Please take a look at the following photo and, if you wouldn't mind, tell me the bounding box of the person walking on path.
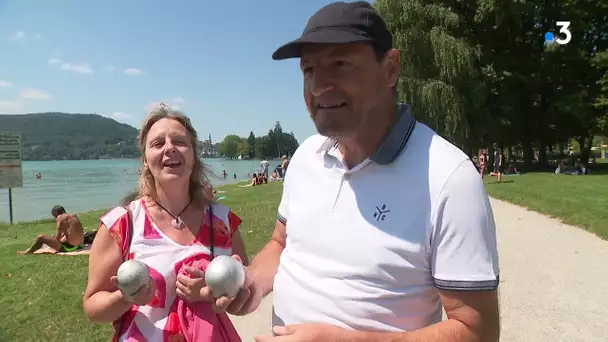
[491,143,504,183]
[479,148,488,178]
[199,2,500,341]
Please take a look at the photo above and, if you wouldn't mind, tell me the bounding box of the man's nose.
[308,72,334,96]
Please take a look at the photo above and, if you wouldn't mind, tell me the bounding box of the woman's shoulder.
[209,201,231,218]
[99,199,142,229]
[209,202,242,231]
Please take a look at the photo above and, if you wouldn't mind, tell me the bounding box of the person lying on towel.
[17,205,85,255]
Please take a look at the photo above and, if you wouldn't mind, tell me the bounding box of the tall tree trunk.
[538,141,548,167]
[577,135,594,166]
[522,139,534,171]
[507,147,515,162]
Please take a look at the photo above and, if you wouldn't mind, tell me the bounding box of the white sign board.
[0,132,23,188]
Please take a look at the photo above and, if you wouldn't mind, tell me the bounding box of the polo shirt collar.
[316,103,416,165]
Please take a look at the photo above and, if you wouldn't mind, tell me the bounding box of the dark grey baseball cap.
[272,1,393,60]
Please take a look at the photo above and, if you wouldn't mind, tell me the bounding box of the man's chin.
[314,125,352,139]
[313,117,354,137]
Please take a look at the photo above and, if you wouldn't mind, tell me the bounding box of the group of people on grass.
[16,2,501,341]
[247,156,289,186]
[555,159,592,175]
[472,143,595,180]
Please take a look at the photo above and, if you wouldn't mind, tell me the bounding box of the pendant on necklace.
[171,217,184,229]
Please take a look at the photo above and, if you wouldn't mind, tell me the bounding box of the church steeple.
[208,134,212,143]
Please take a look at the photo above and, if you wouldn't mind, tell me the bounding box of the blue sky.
[0,0,363,143]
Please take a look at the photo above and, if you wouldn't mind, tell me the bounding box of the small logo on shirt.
[373,204,390,221]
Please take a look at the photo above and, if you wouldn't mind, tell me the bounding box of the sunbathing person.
[251,172,260,186]
[17,205,85,255]
[257,172,267,185]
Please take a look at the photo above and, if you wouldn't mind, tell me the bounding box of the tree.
[375,0,487,152]
[254,136,268,159]
[247,131,256,159]
[237,139,249,158]
[218,121,300,159]
[545,0,608,165]
[375,0,608,169]
[218,135,242,159]
[593,51,608,137]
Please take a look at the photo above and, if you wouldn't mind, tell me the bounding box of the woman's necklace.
[153,198,193,229]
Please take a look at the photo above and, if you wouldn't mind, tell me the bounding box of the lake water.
[0,158,277,223]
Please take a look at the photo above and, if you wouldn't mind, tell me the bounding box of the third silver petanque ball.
[205,255,246,298]
[116,259,151,298]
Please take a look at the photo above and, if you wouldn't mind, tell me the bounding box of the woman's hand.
[110,276,155,306]
[176,267,207,303]
[175,255,263,314]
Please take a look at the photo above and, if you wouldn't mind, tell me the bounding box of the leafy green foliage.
[375,0,608,167]
[218,121,299,159]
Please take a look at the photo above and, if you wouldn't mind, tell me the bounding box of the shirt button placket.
[332,171,350,211]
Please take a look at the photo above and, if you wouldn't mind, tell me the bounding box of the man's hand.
[210,255,264,315]
[254,323,351,342]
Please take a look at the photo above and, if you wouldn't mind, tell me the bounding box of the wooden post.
[8,188,14,225]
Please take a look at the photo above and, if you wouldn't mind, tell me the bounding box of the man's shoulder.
[293,134,328,157]
[68,213,83,224]
[57,213,72,222]
[409,123,471,168]
[279,134,326,178]
[407,123,477,191]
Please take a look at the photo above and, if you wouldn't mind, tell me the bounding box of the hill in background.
[1,112,140,161]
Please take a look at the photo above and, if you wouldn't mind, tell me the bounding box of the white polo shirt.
[272,104,499,332]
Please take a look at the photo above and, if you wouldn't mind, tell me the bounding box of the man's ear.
[384,49,401,89]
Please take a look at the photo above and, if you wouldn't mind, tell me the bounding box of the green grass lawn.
[484,161,608,239]
[0,181,283,342]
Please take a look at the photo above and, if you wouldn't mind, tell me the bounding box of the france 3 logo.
[545,21,572,45]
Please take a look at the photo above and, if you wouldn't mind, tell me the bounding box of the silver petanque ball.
[205,255,245,298]
[116,260,151,298]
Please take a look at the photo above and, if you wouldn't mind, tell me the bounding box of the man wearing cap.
[209,2,500,341]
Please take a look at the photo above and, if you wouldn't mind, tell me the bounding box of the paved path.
[231,198,608,341]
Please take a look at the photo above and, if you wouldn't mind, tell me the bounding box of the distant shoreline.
[0,159,268,223]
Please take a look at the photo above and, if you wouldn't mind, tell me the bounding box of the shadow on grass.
[0,328,9,342]
[589,163,608,175]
